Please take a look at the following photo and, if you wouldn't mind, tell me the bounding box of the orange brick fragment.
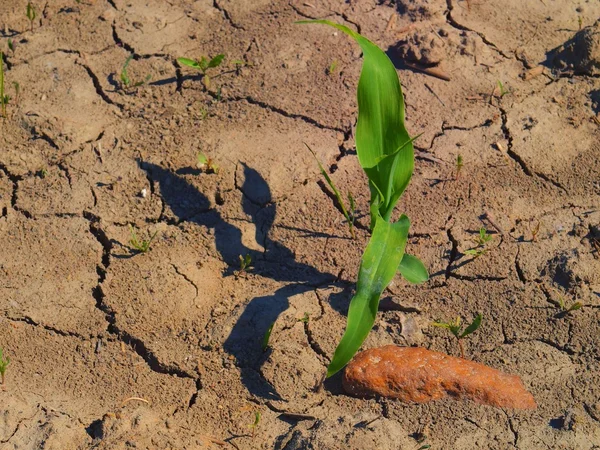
[343,346,536,409]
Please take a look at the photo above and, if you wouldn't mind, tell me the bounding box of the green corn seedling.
[262,322,274,351]
[327,59,338,76]
[0,348,9,385]
[455,154,464,180]
[26,2,36,32]
[300,20,429,377]
[129,225,158,253]
[306,143,356,239]
[557,297,582,314]
[120,55,151,90]
[177,54,225,90]
[432,313,482,358]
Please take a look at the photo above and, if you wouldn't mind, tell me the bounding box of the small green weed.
[237,253,252,275]
[432,313,482,358]
[26,2,36,32]
[305,143,356,239]
[298,312,310,323]
[0,348,9,385]
[120,55,151,91]
[327,59,338,76]
[177,54,225,90]
[7,39,14,53]
[197,152,219,174]
[530,220,541,242]
[455,154,463,180]
[464,227,493,257]
[557,297,582,315]
[38,167,48,178]
[262,322,274,351]
[249,411,261,439]
[496,80,509,98]
[0,52,8,118]
[129,225,158,253]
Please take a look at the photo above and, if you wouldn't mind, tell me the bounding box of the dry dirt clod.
[551,19,600,75]
[343,346,536,409]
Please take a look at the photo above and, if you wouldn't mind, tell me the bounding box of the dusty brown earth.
[1,0,600,448]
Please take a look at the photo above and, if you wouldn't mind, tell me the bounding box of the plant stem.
[458,339,465,359]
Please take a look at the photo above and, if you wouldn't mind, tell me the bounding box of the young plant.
[248,411,261,439]
[0,348,9,385]
[177,54,225,89]
[7,39,14,54]
[530,221,541,242]
[262,321,274,351]
[0,52,8,118]
[128,225,158,253]
[26,2,36,32]
[557,297,582,315]
[327,59,338,76]
[120,55,151,91]
[432,313,482,358]
[300,21,429,377]
[306,143,356,239]
[298,312,310,323]
[464,227,493,257]
[455,154,463,180]
[236,253,252,276]
[496,80,509,98]
[197,152,219,174]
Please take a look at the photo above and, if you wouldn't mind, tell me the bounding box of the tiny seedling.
[530,220,541,242]
[248,411,261,439]
[578,16,583,31]
[238,253,252,275]
[464,227,493,257]
[26,2,36,32]
[557,297,582,315]
[327,59,338,76]
[7,39,14,53]
[120,55,151,91]
[38,167,48,178]
[496,80,509,98]
[305,143,356,239]
[0,348,9,385]
[262,322,274,351]
[455,154,463,180]
[128,225,158,253]
[196,152,219,174]
[432,313,482,358]
[298,312,310,323]
[12,82,20,107]
[177,54,225,89]
[0,52,8,118]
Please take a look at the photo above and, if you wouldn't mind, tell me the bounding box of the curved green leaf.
[177,57,200,69]
[398,253,429,284]
[297,20,414,227]
[208,54,226,68]
[460,314,482,338]
[326,214,410,377]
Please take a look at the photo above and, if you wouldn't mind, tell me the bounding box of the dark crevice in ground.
[303,321,330,363]
[445,0,509,59]
[445,227,459,279]
[171,263,199,301]
[111,23,136,55]
[4,315,90,339]
[77,61,119,107]
[213,0,245,30]
[514,246,527,283]
[83,211,198,380]
[447,273,508,282]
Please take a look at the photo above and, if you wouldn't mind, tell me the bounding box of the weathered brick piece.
[343,346,536,409]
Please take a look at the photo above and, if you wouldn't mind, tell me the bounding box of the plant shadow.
[139,160,342,399]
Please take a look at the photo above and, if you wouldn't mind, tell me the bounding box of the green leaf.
[327,214,410,377]
[460,313,482,338]
[298,20,414,227]
[198,56,209,72]
[262,322,275,351]
[398,253,429,284]
[177,57,201,70]
[208,54,225,69]
[120,55,133,86]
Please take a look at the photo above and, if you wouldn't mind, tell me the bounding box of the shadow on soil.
[139,161,344,399]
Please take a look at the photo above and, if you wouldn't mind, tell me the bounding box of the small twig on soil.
[425,83,445,106]
[279,412,318,421]
[121,397,150,407]
[483,211,505,236]
[385,13,397,33]
[404,62,451,81]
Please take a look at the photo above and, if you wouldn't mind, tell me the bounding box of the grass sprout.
[305,143,356,239]
[0,52,8,118]
[177,54,225,90]
[262,322,274,351]
[26,2,36,32]
[129,225,158,253]
[557,297,582,315]
[432,313,482,358]
[120,55,151,90]
[0,348,9,385]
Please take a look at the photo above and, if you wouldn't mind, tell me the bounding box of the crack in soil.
[213,0,245,30]
[171,263,199,301]
[445,227,459,279]
[3,314,90,339]
[76,61,119,107]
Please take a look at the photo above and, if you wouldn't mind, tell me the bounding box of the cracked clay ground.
[1,0,600,449]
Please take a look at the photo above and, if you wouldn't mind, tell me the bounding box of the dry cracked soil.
[1,0,600,449]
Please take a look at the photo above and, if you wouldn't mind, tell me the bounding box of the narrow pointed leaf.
[460,314,482,338]
[208,54,225,68]
[398,253,429,284]
[297,20,414,226]
[177,57,200,69]
[327,214,410,377]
